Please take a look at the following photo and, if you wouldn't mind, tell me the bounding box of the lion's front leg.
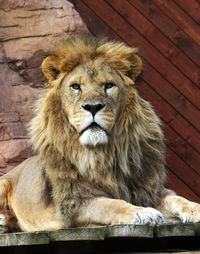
[0,178,18,233]
[160,194,200,223]
[75,197,165,226]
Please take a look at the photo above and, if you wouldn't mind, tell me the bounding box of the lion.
[0,36,200,233]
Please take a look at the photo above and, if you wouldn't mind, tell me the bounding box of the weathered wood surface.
[0,223,200,247]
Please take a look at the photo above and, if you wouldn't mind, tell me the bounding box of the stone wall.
[0,0,89,175]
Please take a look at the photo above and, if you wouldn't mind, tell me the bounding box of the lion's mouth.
[81,122,103,134]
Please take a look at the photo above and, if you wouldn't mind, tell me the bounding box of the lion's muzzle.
[79,102,108,146]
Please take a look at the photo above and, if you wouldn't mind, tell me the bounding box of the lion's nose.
[82,103,105,117]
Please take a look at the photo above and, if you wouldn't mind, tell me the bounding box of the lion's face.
[41,37,142,147]
[60,59,127,146]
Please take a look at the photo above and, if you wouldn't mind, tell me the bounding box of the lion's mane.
[29,36,166,226]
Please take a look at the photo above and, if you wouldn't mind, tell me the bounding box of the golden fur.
[0,36,200,232]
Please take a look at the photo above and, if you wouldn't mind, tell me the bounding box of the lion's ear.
[42,56,60,83]
[98,42,142,82]
[129,54,142,81]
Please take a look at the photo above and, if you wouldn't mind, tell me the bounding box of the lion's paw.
[0,214,7,234]
[178,204,200,223]
[114,207,165,226]
[132,208,165,225]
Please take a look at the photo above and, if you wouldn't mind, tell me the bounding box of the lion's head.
[40,36,142,147]
[29,36,165,206]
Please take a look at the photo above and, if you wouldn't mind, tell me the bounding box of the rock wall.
[0,0,89,175]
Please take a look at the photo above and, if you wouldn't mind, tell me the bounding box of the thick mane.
[42,36,142,83]
[29,88,165,204]
[29,37,166,223]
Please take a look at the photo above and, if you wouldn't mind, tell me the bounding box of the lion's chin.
[80,128,108,146]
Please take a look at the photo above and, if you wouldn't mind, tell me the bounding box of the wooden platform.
[1,223,200,253]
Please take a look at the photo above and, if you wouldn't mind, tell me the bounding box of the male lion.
[0,36,200,232]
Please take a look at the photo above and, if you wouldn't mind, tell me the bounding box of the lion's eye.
[71,83,81,90]
[105,82,115,89]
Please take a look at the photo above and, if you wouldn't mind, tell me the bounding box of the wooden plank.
[138,80,200,153]
[142,62,200,132]
[152,0,200,47]
[166,169,200,203]
[107,224,153,238]
[106,0,200,87]
[155,223,196,237]
[166,148,200,197]
[164,123,200,176]
[83,0,200,112]
[173,0,200,25]
[138,80,177,123]
[72,0,121,41]
[138,81,200,153]
[49,227,106,241]
[0,231,50,246]
[128,0,200,67]
[170,114,200,152]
